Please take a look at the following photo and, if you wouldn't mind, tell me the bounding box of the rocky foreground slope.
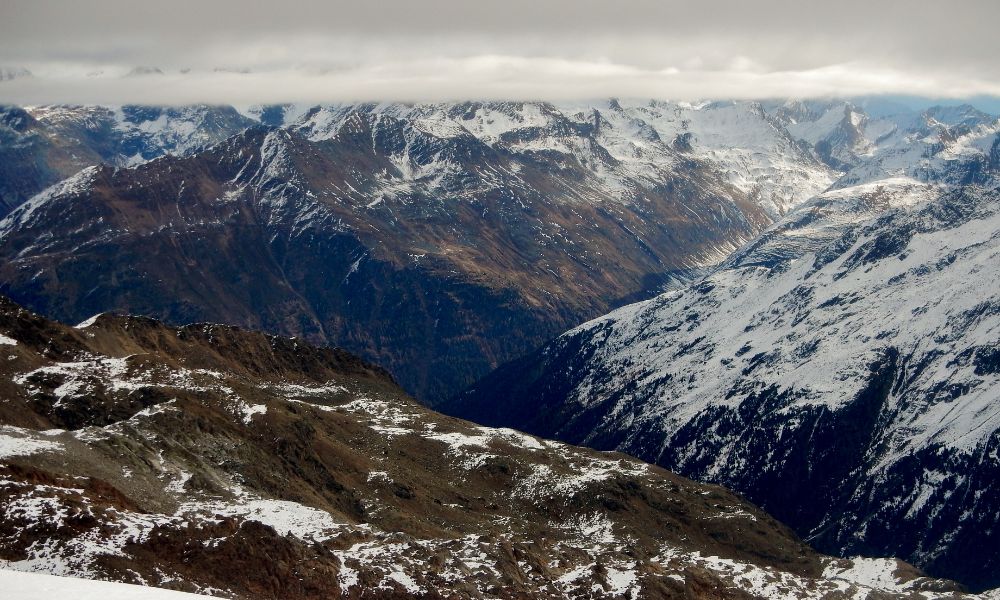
[0,296,990,599]
[450,124,1000,590]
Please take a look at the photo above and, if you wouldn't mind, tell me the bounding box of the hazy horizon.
[2,0,999,105]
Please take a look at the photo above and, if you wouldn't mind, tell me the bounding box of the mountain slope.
[0,114,769,403]
[450,133,1000,590]
[0,104,254,216]
[0,296,988,599]
[0,97,930,401]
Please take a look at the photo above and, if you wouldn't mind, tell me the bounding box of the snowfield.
[3,569,208,600]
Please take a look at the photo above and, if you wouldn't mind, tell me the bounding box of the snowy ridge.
[24,104,256,167]
[0,103,256,219]
[560,179,999,449]
[830,111,1000,188]
[0,166,100,239]
[4,97,995,225]
[266,99,836,216]
[259,98,994,222]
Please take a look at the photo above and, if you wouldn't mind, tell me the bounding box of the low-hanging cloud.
[2,0,999,104]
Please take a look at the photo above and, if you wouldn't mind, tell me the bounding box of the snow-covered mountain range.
[4,97,988,220]
[3,97,991,403]
[450,105,1000,590]
[247,99,837,218]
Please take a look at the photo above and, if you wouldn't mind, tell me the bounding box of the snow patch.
[0,426,63,460]
[1,569,207,600]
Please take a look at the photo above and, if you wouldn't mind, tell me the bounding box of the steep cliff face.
[2,296,980,599]
[451,127,1000,590]
[0,109,770,402]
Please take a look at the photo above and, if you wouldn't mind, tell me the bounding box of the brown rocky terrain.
[0,296,980,599]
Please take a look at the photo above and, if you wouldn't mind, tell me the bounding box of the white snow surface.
[2,569,208,600]
[73,314,104,329]
[0,426,63,460]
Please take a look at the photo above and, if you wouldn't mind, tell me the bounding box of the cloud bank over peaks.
[1,0,998,104]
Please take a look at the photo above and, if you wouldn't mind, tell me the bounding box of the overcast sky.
[2,0,999,104]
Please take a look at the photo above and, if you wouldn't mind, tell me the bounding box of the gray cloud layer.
[2,0,998,103]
